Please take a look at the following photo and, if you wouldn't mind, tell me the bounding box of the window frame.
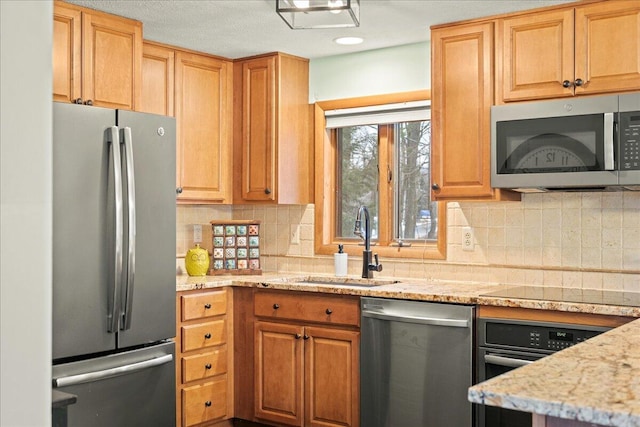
[314,90,446,260]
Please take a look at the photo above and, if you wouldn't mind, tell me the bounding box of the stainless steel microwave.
[491,93,640,192]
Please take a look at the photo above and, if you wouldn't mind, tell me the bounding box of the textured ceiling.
[66,0,573,60]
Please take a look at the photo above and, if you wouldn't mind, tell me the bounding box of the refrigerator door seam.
[53,354,173,387]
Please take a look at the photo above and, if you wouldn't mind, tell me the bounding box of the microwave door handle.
[106,126,123,333]
[604,112,615,171]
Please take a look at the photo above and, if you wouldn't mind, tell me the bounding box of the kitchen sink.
[295,276,399,287]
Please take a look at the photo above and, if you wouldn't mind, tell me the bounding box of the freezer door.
[116,110,176,348]
[53,102,119,360]
[53,341,175,427]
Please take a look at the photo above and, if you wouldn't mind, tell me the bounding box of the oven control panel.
[480,320,609,353]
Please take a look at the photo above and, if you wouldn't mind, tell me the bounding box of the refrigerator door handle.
[121,127,136,330]
[53,354,173,387]
[107,126,124,333]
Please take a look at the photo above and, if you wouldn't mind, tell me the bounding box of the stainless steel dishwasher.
[361,297,474,427]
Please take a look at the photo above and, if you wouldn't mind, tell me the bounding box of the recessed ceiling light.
[334,36,363,45]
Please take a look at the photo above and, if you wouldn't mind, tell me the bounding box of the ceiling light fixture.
[334,36,363,45]
[276,0,360,29]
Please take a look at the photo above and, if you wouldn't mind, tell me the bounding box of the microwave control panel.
[620,111,640,170]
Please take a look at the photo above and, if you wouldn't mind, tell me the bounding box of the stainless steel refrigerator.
[51,102,176,427]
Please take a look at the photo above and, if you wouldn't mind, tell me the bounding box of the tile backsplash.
[176,192,639,291]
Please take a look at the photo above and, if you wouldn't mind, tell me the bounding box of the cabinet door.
[175,51,233,203]
[82,11,141,110]
[53,3,81,103]
[575,1,640,95]
[254,321,303,426]
[305,327,359,427]
[140,43,174,116]
[498,8,574,102]
[240,56,277,202]
[431,22,497,200]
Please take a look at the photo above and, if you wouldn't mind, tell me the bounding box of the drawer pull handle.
[205,363,212,369]
[303,334,310,340]
[205,401,212,407]
[204,333,212,339]
[204,303,211,309]
[326,308,333,315]
[295,333,302,339]
[273,303,280,310]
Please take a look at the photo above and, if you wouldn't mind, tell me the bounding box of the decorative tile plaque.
[210,220,261,275]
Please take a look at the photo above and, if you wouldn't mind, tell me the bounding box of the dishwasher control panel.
[479,319,609,353]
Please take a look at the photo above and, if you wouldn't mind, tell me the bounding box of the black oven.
[475,318,610,427]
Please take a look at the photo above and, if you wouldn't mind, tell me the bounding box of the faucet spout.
[354,205,381,278]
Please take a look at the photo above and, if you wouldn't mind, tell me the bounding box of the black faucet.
[354,205,383,279]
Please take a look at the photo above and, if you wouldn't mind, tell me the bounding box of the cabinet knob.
[325,308,333,315]
[264,188,272,195]
[205,401,212,407]
[73,98,83,104]
[273,303,279,310]
[84,99,93,106]
[431,183,440,191]
[562,80,572,88]
[295,333,302,339]
[176,187,183,194]
[574,78,584,87]
[303,334,310,340]
[204,303,211,309]
[205,363,212,370]
[204,333,212,339]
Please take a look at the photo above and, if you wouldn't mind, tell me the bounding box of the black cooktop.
[482,286,640,307]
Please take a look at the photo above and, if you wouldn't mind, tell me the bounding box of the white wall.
[1,1,53,426]
[309,41,429,102]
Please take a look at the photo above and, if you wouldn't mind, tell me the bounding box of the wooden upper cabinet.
[175,51,233,203]
[82,12,142,110]
[498,1,640,102]
[234,52,312,204]
[140,42,174,116]
[53,2,142,110]
[431,22,518,201]
[497,8,574,102]
[239,56,276,202]
[53,3,81,103]
[574,1,640,95]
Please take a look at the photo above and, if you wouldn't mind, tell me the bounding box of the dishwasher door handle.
[484,354,534,368]
[362,310,469,328]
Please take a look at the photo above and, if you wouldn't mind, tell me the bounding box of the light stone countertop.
[176,272,640,317]
[178,272,640,426]
[468,318,640,427]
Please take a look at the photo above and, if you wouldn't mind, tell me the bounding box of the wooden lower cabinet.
[251,290,360,427]
[176,288,234,427]
[304,327,359,427]
[183,378,228,427]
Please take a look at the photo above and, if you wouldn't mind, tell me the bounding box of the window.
[314,91,446,260]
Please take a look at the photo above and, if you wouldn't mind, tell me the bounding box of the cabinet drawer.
[182,378,227,426]
[181,289,227,321]
[181,320,226,352]
[254,291,360,327]
[182,347,228,383]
